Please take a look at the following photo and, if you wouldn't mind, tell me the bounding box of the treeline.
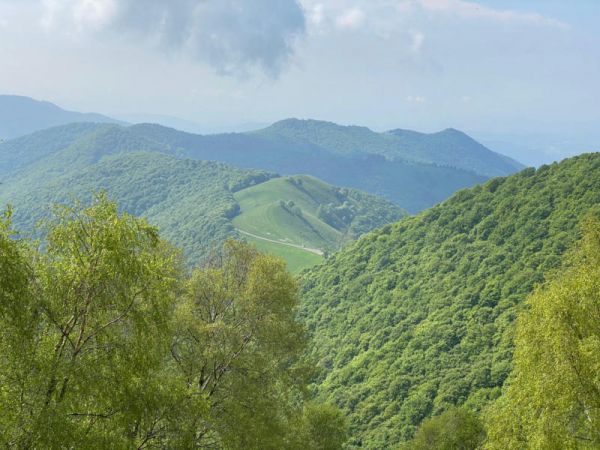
[0,194,347,449]
[402,218,600,449]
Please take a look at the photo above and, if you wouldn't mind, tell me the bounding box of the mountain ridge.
[0,121,493,213]
[0,95,123,140]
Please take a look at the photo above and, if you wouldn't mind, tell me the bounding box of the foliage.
[299,154,600,447]
[399,408,485,450]
[0,195,347,449]
[484,218,600,449]
[0,151,271,267]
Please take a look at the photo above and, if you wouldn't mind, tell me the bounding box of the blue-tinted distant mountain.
[0,95,123,140]
[474,131,600,167]
[386,127,524,176]
[117,113,268,134]
[253,118,523,177]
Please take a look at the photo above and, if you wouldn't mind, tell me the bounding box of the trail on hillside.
[236,228,324,256]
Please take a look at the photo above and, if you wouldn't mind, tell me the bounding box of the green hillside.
[232,175,406,271]
[299,153,600,448]
[0,121,493,213]
[0,131,404,271]
[0,151,272,266]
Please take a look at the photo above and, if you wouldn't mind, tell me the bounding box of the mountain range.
[0,124,405,272]
[0,96,523,212]
[1,95,600,448]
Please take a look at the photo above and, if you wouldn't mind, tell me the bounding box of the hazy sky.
[1,0,599,134]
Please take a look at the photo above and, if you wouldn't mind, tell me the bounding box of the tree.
[399,408,485,450]
[0,194,183,448]
[0,195,346,449]
[484,218,600,449]
[171,240,310,448]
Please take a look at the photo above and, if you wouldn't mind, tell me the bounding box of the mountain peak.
[0,95,123,140]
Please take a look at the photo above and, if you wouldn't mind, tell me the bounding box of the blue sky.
[0,0,598,140]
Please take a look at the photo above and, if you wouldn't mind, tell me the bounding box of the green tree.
[0,194,346,449]
[171,240,310,448]
[484,218,600,449]
[399,408,485,450]
[0,194,183,448]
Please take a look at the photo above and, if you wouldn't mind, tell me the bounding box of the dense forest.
[300,153,600,447]
[2,154,599,449]
[1,140,600,448]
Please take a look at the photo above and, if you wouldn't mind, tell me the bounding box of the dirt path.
[236,229,324,256]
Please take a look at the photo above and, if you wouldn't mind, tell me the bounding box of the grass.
[232,174,404,273]
[242,234,323,275]
[233,176,346,272]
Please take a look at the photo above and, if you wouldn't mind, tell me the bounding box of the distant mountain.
[299,153,600,447]
[474,131,600,167]
[254,119,523,177]
[0,126,404,272]
[386,127,523,176]
[0,95,122,140]
[117,113,268,134]
[0,115,525,214]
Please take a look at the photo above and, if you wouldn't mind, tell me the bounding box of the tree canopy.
[0,194,346,449]
[299,154,600,447]
[484,218,600,449]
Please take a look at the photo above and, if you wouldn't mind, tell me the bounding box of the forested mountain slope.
[299,153,600,448]
[0,122,490,212]
[0,95,121,140]
[0,132,404,270]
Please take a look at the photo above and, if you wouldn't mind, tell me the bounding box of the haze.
[1,1,599,145]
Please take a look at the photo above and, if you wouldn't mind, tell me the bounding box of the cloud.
[417,0,569,29]
[308,3,325,26]
[406,95,426,104]
[335,7,365,30]
[40,0,307,77]
[410,31,425,53]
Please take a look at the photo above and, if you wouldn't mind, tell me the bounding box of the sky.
[0,0,599,138]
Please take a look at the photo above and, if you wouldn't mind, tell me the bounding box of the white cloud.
[406,95,426,104]
[308,3,325,26]
[73,0,118,29]
[410,31,425,53]
[417,0,569,29]
[336,7,365,30]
